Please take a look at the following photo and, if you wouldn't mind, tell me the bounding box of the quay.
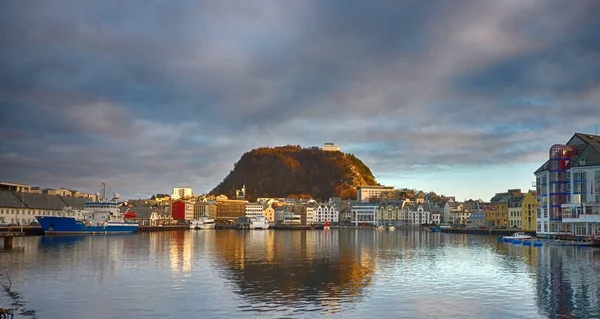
[0,231,26,250]
[136,225,189,232]
[441,228,537,237]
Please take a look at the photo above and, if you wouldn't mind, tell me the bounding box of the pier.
[0,231,25,250]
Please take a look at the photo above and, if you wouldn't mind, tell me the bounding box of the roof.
[0,191,24,208]
[22,193,69,210]
[60,196,87,209]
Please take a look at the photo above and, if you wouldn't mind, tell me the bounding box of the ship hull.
[36,216,138,235]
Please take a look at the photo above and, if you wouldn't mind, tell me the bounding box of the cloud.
[1,0,598,199]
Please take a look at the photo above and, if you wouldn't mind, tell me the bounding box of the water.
[1,230,599,319]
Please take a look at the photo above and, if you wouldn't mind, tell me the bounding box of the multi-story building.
[171,188,193,200]
[314,203,339,224]
[521,191,538,232]
[443,199,463,225]
[193,201,217,219]
[508,196,524,229]
[171,201,194,221]
[357,186,394,203]
[350,203,379,226]
[430,211,441,225]
[0,191,87,225]
[245,203,264,218]
[377,204,403,226]
[215,196,246,225]
[468,211,485,229]
[406,203,431,226]
[263,205,275,222]
[534,133,600,237]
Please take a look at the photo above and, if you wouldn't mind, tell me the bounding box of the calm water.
[1,230,599,319]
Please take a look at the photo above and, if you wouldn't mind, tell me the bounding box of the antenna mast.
[101,183,106,201]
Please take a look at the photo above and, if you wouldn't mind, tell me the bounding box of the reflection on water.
[0,230,599,319]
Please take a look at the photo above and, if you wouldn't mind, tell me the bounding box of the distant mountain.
[210,145,379,201]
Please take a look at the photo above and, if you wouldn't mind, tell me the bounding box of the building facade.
[521,191,538,232]
[193,201,217,220]
[171,188,193,200]
[314,204,339,224]
[357,186,394,203]
[351,203,379,226]
[535,133,600,237]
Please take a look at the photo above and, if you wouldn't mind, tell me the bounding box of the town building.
[263,205,275,222]
[193,201,217,220]
[468,211,485,229]
[508,196,524,229]
[534,133,600,237]
[215,196,246,225]
[171,188,193,200]
[245,203,264,218]
[521,191,538,232]
[314,203,339,224]
[350,203,379,226]
[357,186,394,203]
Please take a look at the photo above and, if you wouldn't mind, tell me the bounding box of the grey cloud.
[1,0,599,197]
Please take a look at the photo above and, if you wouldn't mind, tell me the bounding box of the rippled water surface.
[1,229,600,318]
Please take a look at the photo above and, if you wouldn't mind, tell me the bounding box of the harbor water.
[1,229,599,319]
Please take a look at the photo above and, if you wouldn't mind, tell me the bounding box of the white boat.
[502,232,531,240]
[387,225,396,231]
[376,225,385,231]
[190,217,215,230]
[249,216,270,229]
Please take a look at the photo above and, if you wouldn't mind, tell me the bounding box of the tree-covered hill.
[210,145,379,201]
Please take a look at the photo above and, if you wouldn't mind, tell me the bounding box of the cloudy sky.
[1,1,599,201]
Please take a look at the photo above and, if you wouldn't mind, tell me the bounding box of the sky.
[1,1,599,201]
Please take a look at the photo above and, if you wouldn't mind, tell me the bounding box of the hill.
[210,145,379,201]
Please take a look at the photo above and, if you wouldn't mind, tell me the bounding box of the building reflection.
[495,241,600,319]
[211,229,376,314]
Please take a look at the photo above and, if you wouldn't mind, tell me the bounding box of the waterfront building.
[193,201,217,220]
[263,205,275,222]
[377,204,403,226]
[403,203,431,226]
[171,188,193,200]
[508,196,524,229]
[274,206,301,224]
[443,199,463,225]
[468,211,485,228]
[215,196,247,225]
[430,211,441,225]
[322,142,340,152]
[171,201,190,221]
[534,133,600,237]
[350,203,380,226]
[245,203,264,218]
[0,191,87,225]
[314,203,339,224]
[521,191,538,232]
[357,186,394,203]
[483,203,497,228]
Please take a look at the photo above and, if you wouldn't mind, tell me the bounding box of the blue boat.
[36,185,138,235]
[429,227,442,232]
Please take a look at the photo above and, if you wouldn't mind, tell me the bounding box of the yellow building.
[215,196,246,224]
[263,205,275,222]
[521,191,538,232]
[496,199,509,227]
[193,201,217,220]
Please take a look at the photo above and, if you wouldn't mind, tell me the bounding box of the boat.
[502,232,532,240]
[429,227,442,232]
[323,220,331,230]
[376,225,385,231]
[387,224,396,231]
[190,217,216,230]
[590,235,600,247]
[249,216,269,229]
[236,216,270,229]
[36,185,138,235]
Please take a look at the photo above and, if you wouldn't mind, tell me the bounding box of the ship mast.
[101,183,107,201]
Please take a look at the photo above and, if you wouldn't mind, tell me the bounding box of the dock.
[0,231,26,249]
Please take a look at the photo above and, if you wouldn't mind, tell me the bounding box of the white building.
[406,204,431,226]
[184,201,194,221]
[171,188,193,200]
[357,186,395,203]
[322,143,340,152]
[245,203,264,218]
[314,204,339,223]
[430,211,441,225]
[443,199,463,225]
[351,203,380,226]
[535,133,600,237]
[306,206,316,225]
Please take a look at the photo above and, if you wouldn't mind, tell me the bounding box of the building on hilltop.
[322,143,340,152]
[534,133,600,237]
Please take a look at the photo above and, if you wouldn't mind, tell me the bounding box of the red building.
[171,201,185,220]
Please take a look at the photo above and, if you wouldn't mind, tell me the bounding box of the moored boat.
[190,217,216,230]
[323,220,331,230]
[387,224,396,231]
[429,227,442,232]
[502,232,532,240]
